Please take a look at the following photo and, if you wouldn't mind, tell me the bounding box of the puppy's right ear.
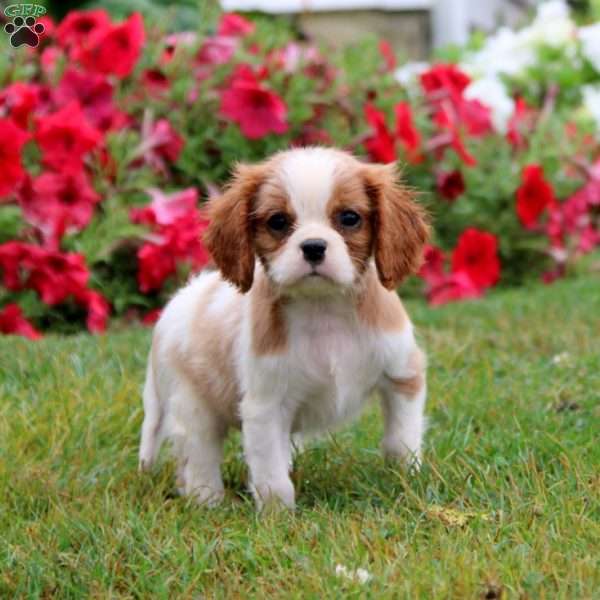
[203,163,266,293]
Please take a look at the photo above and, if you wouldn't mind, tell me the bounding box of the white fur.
[139,148,427,510]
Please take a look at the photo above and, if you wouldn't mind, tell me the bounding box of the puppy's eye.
[266,212,290,232]
[338,210,362,229]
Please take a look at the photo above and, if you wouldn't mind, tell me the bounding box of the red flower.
[516,164,555,229]
[379,40,396,71]
[35,101,102,170]
[132,188,210,293]
[418,245,446,288]
[0,304,42,340]
[217,13,255,37]
[420,64,470,98]
[364,103,396,163]
[79,13,145,78]
[436,169,465,201]
[0,82,40,129]
[220,69,288,139]
[0,118,29,199]
[73,289,109,333]
[57,9,111,49]
[395,102,421,160]
[137,242,177,293]
[141,308,162,325]
[54,69,128,132]
[141,69,170,97]
[451,228,500,289]
[20,170,101,246]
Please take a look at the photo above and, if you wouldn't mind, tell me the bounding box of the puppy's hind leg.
[139,359,164,471]
[170,379,227,507]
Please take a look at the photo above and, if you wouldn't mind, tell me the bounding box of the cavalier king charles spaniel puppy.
[139,147,429,509]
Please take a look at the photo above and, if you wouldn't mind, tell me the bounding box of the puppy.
[139,147,429,509]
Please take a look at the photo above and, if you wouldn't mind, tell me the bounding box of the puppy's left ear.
[203,163,266,293]
[363,163,430,290]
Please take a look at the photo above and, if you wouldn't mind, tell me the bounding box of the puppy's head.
[204,148,429,294]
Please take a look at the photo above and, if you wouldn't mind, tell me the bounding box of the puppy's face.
[204,148,429,295]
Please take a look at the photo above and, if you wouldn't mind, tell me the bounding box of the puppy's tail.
[139,354,164,472]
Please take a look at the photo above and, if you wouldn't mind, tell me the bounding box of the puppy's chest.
[285,309,382,427]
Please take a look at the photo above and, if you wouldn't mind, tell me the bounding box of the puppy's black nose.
[300,238,327,265]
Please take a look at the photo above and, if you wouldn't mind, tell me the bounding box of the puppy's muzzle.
[300,238,327,265]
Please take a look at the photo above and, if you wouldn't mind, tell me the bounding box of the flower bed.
[0,2,599,338]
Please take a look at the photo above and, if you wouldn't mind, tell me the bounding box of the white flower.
[463,77,515,134]
[335,564,372,584]
[579,23,600,73]
[462,28,536,79]
[394,61,429,88]
[524,0,575,48]
[551,352,571,365]
[582,84,600,132]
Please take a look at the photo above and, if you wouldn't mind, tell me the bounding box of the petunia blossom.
[78,13,145,78]
[364,103,396,163]
[516,164,556,229]
[0,304,42,340]
[35,101,102,170]
[0,118,30,199]
[436,169,465,201]
[217,13,255,37]
[220,68,288,139]
[451,228,501,289]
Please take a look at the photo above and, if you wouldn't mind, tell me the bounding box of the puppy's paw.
[383,437,422,472]
[251,477,296,511]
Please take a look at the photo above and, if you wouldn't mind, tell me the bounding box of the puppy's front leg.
[379,346,427,469]
[241,395,295,510]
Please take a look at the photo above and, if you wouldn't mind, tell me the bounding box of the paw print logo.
[4,15,45,48]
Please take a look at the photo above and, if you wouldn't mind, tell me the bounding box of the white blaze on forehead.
[279,148,341,222]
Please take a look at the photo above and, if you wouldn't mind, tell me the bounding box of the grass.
[1,275,599,599]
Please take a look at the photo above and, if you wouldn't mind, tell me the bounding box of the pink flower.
[136,242,177,293]
[197,36,237,67]
[0,118,30,199]
[421,64,470,98]
[220,68,288,139]
[217,13,255,37]
[141,69,170,97]
[0,304,42,340]
[78,13,145,78]
[428,271,483,306]
[35,101,102,170]
[136,118,184,174]
[131,188,198,227]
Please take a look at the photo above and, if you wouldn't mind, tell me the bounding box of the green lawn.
[1,276,599,598]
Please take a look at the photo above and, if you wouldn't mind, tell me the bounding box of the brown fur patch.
[327,172,374,276]
[362,163,430,290]
[203,163,268,293]
[172,276,242,426]
[251,271,288,355]
[252,177,296,264]
[355,269,407,331]
[386,348,426,397]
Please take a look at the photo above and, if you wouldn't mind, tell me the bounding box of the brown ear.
[203,163,266,292]
[363,163,430,290]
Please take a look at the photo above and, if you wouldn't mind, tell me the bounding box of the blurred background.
[0,0,599,337]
